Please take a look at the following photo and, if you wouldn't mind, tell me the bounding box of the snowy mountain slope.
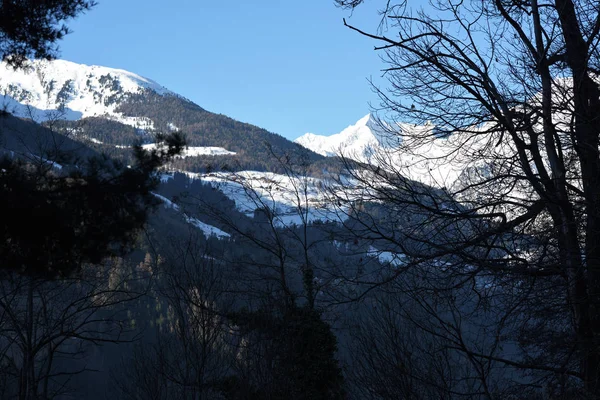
[0,58,326,173]
[0,59,338,231]
[0,59,175,129]
[297,112,542,224]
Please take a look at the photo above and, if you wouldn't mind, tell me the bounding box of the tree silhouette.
[0,122,185,277]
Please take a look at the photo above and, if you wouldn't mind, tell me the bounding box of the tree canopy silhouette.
[1,123,185,277]
[0,0,95,67]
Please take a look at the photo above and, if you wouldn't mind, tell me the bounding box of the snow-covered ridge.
[295,113,535,210]
[0,59,175,128]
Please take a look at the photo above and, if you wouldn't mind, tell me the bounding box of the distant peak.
[355,113,373,126]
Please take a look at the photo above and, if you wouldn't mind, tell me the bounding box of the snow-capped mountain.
[0,58,321,171]
[295,114,396,160]
[0,59,174,129]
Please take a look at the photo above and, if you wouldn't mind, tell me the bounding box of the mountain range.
[295,114,475,188]
[0,58,467,188]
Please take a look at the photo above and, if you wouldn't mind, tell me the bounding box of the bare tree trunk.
[553,0,600,392]
[19,277,34,400]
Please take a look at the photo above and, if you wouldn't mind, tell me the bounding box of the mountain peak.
[295,113,385,159]
[355,113,373,127]
[355,113,387,134]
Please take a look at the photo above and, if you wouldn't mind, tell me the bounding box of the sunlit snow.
[141,143,236,157]
[0,59,174,129]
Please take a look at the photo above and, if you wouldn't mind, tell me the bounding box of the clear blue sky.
[59,0,386,140]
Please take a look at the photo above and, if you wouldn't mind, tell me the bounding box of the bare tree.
[192,150,329,309]
[113,234,236,400]
[320,0,600,396]
[346,290,459,400]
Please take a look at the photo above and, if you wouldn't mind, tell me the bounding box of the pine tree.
[225,305,346,400]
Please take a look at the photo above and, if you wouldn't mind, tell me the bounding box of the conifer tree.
[0,0,95,67]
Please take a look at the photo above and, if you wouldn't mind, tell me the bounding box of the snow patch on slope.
[162,169,396,227]
[141,143,236,158]
[184,217,230,239]
[178,146,236,157]
[198,171,347,226]
[151,192,230,238]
